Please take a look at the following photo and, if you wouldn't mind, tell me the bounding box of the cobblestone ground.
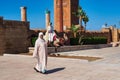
[0,47,120,80]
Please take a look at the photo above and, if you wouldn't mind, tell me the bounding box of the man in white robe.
[44,22,54,43]
[33,32,48,74]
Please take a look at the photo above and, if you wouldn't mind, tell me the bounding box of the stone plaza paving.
[0,47,120,80]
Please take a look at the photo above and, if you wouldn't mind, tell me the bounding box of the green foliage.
[68,25,79,33]
[76,6,85,18]
[70,37,107,45]
[31,37,37,47]
[81,37,107,45]
[83,15,89,25]
[70,38,79,45]
[67,25,79,38]
[73,6,89,29]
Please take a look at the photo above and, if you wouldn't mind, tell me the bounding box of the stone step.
[29,44,112,54]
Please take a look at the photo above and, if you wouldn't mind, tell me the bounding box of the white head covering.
[39,32,43,37]
[37,32,44,41]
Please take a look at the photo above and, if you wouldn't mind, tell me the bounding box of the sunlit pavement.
[0,47,120,80]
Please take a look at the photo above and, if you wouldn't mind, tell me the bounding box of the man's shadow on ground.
[46,67,65,74]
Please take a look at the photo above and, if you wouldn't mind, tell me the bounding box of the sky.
[0,0,120,30]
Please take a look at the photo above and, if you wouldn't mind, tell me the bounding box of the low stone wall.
[29,44,112,54]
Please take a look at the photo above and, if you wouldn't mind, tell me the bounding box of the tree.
[73,6,89,32]
[76,6,86,27]
[83,15,89,32]
[68,25,79,38]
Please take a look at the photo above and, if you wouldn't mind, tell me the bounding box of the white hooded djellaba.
[44,22,55,43]
[33,32,48,73]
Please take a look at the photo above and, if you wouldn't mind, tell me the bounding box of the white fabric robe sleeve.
[33,40,39,58]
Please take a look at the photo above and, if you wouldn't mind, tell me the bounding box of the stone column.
[110,26,119,42]
[20,7,27,21]
[54,0,63,32]
[46,10,50,29]
[113,28,119,42]
[58,0,63,32]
